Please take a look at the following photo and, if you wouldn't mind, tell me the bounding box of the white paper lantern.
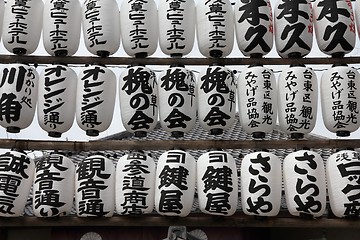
[120,0,158,58]
[313,0,356,57]
[327,150,360,218]
[2,0,43,55]
[234,0,273,57]
[196,0,234,58]
[197,66,237,135]
[43,0,81,56]
[76,65,116,136]
[155,150,196,217]
[158,66,197,137]
[75,154,115,217]
[283,150,326,218]
[197,151,238,216]
[355,0,360,41]
[116,152,155,215]
[241,151,282,217]
[119,66,158,137]
[158,0,195,57]
[278,65,318,138]
[82,0,120,57]
[0,64,39,133]
[0,150,35,217]
[321,65,360,137]
[38,65,77,138]
[274,0,313,58]
[238,66,277,138]
[0,0,4,41]
[33,153,75,217]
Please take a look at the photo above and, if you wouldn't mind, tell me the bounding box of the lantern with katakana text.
[116,152,155,215]
[119,66,158,138]
[238,65,277,138]
[0,64,39,133]
[234,0,274,58]
[274,0,313,58]
[2,0,43,55]
[43,0,81,56]
[283,150,326,218]
[320,65,360,137]
[75,154,115,217]
[38,65,77,138]
[0,150,35,217]
[76,65,116,137]
[33,153,75,217]
[81,0,120,57]
[313,0,356,57]
[155,150,196,217]
[0,0,4,41]
[278,65,318,139]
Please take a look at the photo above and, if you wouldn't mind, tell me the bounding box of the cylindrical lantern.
[274,0,313,58]
[119,66,158,137]
[155,150,196,217]
[116,152,155,215]
[43,0,81,56]
[321,65,360,137]
[234,0,273,57]
[238,66,277,138]
[196,0,234,58]
[158,0,195,57]
[278,65,318,138]
[355,0,360,41]
[82,0,120,57]
[313,0,355,57]
[197,151,238,216]
[120,0,158,58]
[38,65,77,138]
[0,150,35,217]
[2,0,43,55]
[0,0,4,41]
[33,153,75,217]
[76,65,116,137]
[283,150,326,218]
[158,66,197,137]
[241,151,282,217]
[197,65,237,135]
[75,154,115,217]
[0,64,39,133]
[327,150,360,218]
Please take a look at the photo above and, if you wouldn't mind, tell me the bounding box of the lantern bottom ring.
[12,48,27,55]
[86,129,99,137]
[48,131,62,138]
[290,133,304,139]
[336,130,350,137]
[55,50,69,57]
[6,126,20,133]
[252,132,266,139]
[97,51,110,58]
[171,131,184,138]
[134,131,147,138]
[209,50,223,58]
[210,128,223,135]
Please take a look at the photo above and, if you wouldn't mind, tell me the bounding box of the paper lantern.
[38,65,77,138]
[0,0,4,41]
[119,66,158,137]
[234,0,273,57]
[197,66,237,135]
[278,65,318,138]
[155,150,196,217]
[43,0,81,56]
[2,0,43,55]
[158,66,197,137]
[238,66,277,138]
[321,65,360,137]
[0,150,35,217]
[355,0,360,40]
[313,0,355,57]
[283,150,326,218]
[76,65,116,136]
[197,151,238,216]
[158,0,195,57]
[116,152,155,215]
[75,154,115,217]
[0,64,39,133]
[33,153,75,217]
[241,151,282,217]
[120,0,158,58]
[82,0,120,57]
[274,0,313,58]
[196,0,234,58]
[327,150,360,218]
